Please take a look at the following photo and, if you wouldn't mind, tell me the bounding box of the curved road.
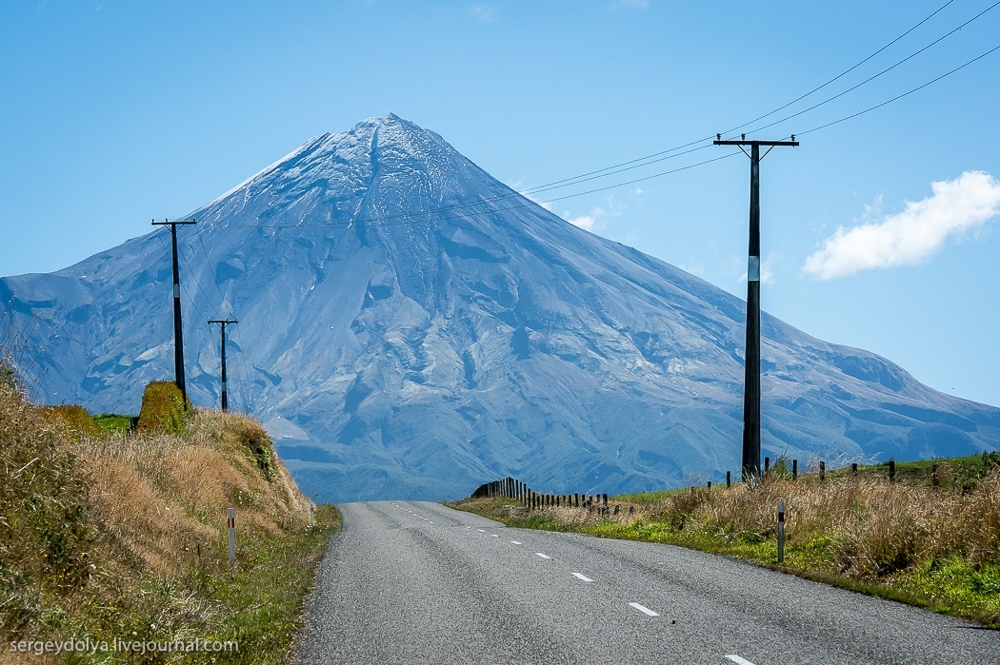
[291,501,999,664]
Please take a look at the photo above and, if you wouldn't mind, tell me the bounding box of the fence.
[471,477,620,515]
[470,457,910,509]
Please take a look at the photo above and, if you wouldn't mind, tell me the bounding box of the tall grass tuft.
[136,381,190,435]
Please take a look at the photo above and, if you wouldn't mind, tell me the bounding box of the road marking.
[628,602,659,617]
[511,541,522,545]
[491,534,500,538]
[535,553,551,559]
[572,573,594,582]
[477,529,486,533]
[725,657,756,665]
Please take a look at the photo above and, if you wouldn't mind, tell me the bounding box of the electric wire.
[743,0,1000,137]
[246,1,995,232]
[194,223,252,412]
[253,151,742,230]
[798,39,1000,136]
[394,0,969,212]
[719,0,958,136]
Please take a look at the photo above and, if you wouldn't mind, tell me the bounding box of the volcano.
[3,114,998,501]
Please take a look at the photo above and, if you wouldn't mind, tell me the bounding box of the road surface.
[291,501,999,664]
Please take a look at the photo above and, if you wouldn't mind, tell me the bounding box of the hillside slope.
[0,378,335,663]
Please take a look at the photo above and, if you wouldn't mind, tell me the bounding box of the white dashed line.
[571,573,594,582]
[535,553,551,559]
[477,529,486,533]
[724,656,756,665]
[510,541,522,545]
[628,602,659,617]
[490,534,500,538]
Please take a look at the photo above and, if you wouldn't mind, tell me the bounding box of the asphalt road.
[291,501,999,664]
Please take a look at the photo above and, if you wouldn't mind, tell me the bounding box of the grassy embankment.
[453,455,1000,628]
[1,377,339,664]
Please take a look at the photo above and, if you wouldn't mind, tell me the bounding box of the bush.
[136,381,191,435]
[39,404,102,441]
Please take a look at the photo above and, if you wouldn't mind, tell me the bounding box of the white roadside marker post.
[777,501,785,564]
[228,508,236,565]
[310,503,315,527]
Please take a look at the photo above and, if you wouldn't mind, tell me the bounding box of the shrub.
[136,381,190,435]
[39,404,102,441]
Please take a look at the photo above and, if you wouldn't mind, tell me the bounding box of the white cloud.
[470,4,497,23]
[566,208,604,232]
[562,194,626,233]
[516,186,555,212]
[803,171,1000,280]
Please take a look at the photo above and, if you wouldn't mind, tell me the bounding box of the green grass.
[54,505,340,665]
[93,413,134,435]
[195,504,341,663]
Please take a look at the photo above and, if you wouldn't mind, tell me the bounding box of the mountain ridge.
[3,113,998,501]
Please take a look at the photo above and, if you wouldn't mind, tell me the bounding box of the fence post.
[227,508,236,565]
[309,502,314,527]
[777,501,785,564]
[932,463,939,489]
[852,463,858,477]
[889,460,896,482]
[602,494,608,507]
[820,461,825,483]
[726,470,731,488]
[765,456,770,474]
[792,459,797,480]
[707,481,712,489]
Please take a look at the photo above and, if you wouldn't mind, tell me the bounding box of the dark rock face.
[4,114,998,501]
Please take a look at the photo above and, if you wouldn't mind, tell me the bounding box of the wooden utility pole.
[151,218,196,409]
[208,318,238,412]
[713,134,798,481]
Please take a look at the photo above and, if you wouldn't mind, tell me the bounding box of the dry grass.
[457,465,1000,625]
[72,410,311,579]
[1,374,335,663]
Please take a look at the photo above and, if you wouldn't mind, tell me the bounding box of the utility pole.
[208,318,238,412]
[713,134,798,481]
[151,218,196,409]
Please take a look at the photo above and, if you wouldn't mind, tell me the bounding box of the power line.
[195,224,234,318]
[480,0,969,202]
[252,151,742,230]
[227,2,992,235]
[719,0,958,136]
[798,39,1000,136]
[744,0,1000,137]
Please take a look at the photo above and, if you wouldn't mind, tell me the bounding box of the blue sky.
[2,1,1000,406]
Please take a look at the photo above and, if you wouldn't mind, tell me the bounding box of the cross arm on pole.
[151,218,197,226]
[713,140,799,147]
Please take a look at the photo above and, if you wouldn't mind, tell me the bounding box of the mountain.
[3,114,999,501]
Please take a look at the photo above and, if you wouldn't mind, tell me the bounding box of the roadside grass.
[0,376,339,664]
[92,413,133,436]
[452,457,1000,629]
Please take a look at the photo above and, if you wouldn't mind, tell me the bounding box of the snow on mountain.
[3,114,998,501]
